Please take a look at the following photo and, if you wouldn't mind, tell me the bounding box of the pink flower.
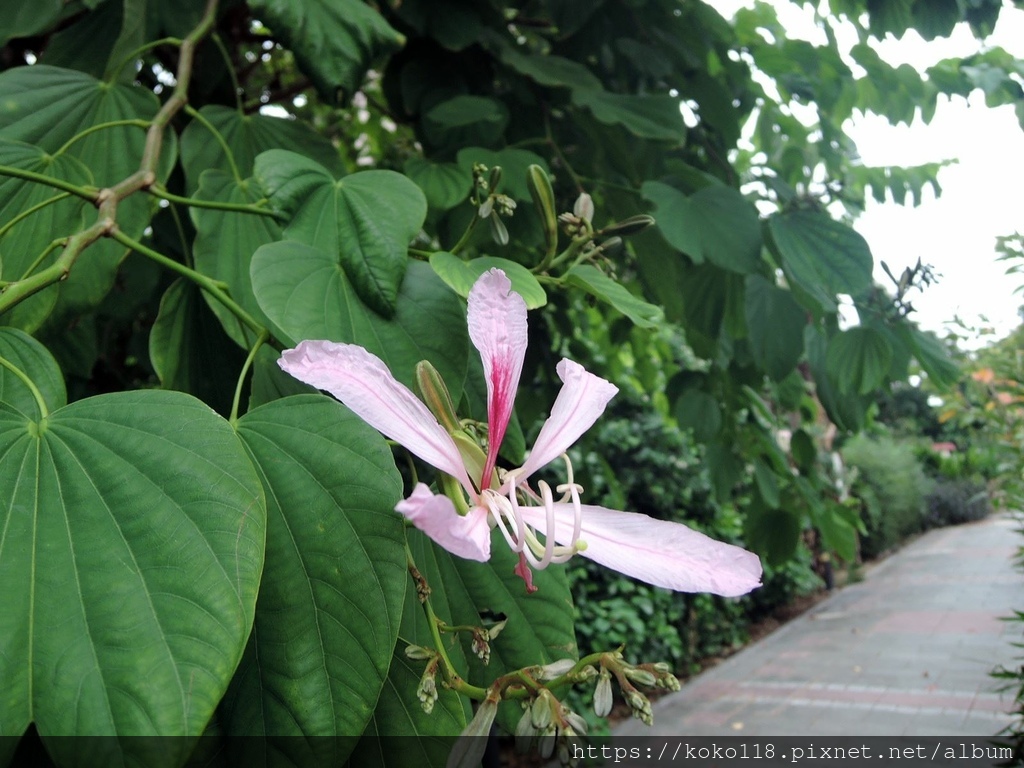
[278,269,761,596]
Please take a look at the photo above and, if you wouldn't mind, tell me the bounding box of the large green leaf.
[498,47,603,92]
[1,0,62,44]
[744,504,802,566]
[219,396,406,761]
[642,181,763,273]
[0,390,265,761]
[564,265,663,328]
[766,211,873,311]
[0,65,172,321]
[908,327,959,387]
[0,139,90,331]
[251,242,468,398]
[675,389,722,442]
[255,150,427,317]
[190,170,282,348]
[180,105,343,192]
[148,279,249,417]
[404,157,468,212]
[424,96,510,152]
[429,252,547,309]
[247,0,404,103]
[826,326,893,396]
[744,274,807,381]
[805,325,869,432]
[0,328,66,420]
[573,90,685,141]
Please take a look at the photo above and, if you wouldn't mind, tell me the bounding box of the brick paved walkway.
[615,513,1023,737]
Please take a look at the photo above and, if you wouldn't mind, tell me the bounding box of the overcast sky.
[706,0,1024,346]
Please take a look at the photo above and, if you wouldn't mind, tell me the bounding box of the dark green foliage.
[924,478,991,528]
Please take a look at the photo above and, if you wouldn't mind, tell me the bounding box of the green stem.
[52,120,151,159]
[0,165,98,201]
[183,104,243,183]
[211,33,245,113]
[449,214,480,255]
[18,238,66,282]
[408,247,434,260]
[0,193,71,241]
[229,330,268,425]
[108,36,182,83]
[0,355,49,418]
[110,229,267,338]
[149,185,280,217]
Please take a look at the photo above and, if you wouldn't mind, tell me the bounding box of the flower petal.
[396,484,492,562]
[279,340,474,492]
[517,360,618,479]
[467,269,528,488]
[521,504,762,596]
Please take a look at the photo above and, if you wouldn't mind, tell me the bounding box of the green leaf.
[826,327,893,396]
[767,211,873,311]
[805,325,869,432]
[222,396,406,757]
[0,65,173,321]
[148,279,249,416]
[423,96,509,152]
[1,0,62,44]
[404,157,468,211]
[0,139,90,331]
[180,105,343,192]
[744,505,801,566]
[744,274,807,381]
[908,327,959,387]
[251,242,469,398]
[0,391,265,752]
[0,327,66,419]
[675,389,722,442]
[429,252,547,309]
[564,264,663,328]
[498,47,603,92]
[753,457,781,508]
[642,182,763,273]
[573,90,685,141]
[255,150,427,318]
[247,0,404,103]
[190,170,282,348]
[455,148,549,202]
[790,428,817,474]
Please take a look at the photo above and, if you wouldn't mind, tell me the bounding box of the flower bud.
[531,691,553,730]
[537,658,576,680]
[626,689,653,726]
[414,360,460,433]
[489,212,509,245]
[417,658,439,714]
[573,192,594,223]
[488,165,503,193]
[404,644,434,661]
[593,668,613,717]
[471,628,491,666]
[514,706,537,752]
[447,692,499,768]
[527,164,558,259]
[563,709,588,735]
[624,667,657,687]
[599,214,655,237]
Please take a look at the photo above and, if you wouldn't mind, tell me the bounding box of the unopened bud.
[487,619,507,640]
[489,212,509,245]
[537,658,576,680]
[488,165,503,193]
[417,659,439,714]
[600,214,655,236]
[531,692,553,730]
[515,706,537,752]
[527,164,558,260]
[624,667,657,687]
[573,192,594,223]
[563,709,588,735]
[471,628,491,666]
[404,644,434,661]
[415,361,460,433]
[447,691,500,768]
[594,668,613,717]
[626,689,653,726]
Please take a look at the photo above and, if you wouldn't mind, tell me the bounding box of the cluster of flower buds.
[405,644,441,714]
[470,163,518,246]
[514,687,588,766]
[558,192,595,238]
[470,618,507,666]
[593,653,680,726]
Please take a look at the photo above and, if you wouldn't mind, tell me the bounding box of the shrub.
[924,478,990,528]
[842,434,932,559]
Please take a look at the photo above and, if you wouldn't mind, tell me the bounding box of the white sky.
[706,0,1024,346]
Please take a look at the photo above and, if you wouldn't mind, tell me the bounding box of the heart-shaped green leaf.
[0,390,265,763]
[0,140,90,331]
[573,91,685,141]
[180,105,343,192]
[190,170,282,349]
[429,252,547,309]
[251,242,468,398]
[0,65,173,322]
[247,0,404,103]
[744,274,807,381]
[403,157,468,212]
[0,327,67,419]
[642,181,763,273]
[767,211,873,311]
[423,96,509,152]
[826,326,893,395]
[255,150,427,317]
[219,395,406,761]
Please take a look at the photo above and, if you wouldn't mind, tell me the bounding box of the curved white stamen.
[485,490,525,553]
[533,480,558,569]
